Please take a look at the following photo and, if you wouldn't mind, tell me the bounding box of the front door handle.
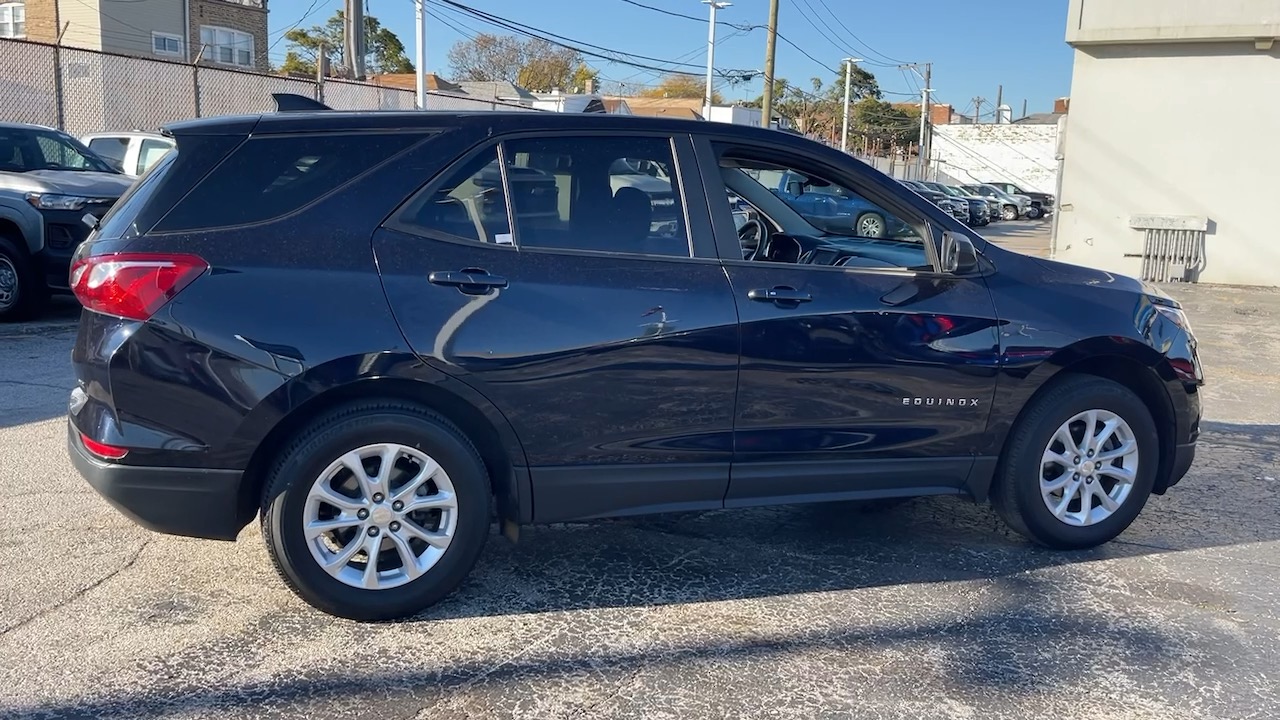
[428,268,508,294]
[747,286,812,306]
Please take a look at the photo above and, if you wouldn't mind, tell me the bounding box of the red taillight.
[81,433,129,460]
[70,252,208,321]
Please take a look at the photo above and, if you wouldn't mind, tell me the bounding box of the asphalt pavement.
[1,233,1277,719]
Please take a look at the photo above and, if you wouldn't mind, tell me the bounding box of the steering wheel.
[738,218,767,260]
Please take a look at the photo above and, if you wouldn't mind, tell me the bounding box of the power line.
[788,0,897,68]
[435,0,755,80]
[812,0,911,66]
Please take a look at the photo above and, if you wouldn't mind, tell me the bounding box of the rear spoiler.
[272,93,331,112]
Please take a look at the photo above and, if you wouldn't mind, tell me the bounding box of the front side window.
[0,3,25,39]
[87,137,129,171]
[200,25,253,67]
[502,136,689,257]
[714,150,929,270]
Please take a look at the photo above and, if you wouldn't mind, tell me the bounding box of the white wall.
[1055,42,1280,286]
[929,123,1060,193]
[1067,0,1280,44]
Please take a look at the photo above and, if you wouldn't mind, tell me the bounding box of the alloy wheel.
[1039,409,1139,527]
[0,256,17,311]
[858,214,885,238]
[303,442,458,590]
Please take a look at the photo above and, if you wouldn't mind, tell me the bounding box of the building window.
[199,25,253,68]
[0,2,25,39]
[152,32,183,57]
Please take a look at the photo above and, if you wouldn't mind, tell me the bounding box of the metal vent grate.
[1128,215,1207,283]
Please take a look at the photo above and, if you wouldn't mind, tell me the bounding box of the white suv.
[81,131,175,177]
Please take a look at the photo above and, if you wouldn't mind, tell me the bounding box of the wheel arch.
[0,201,43,254]
[973,337,1178,502]
[235,367,531,532]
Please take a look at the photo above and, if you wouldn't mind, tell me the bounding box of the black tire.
[0,236,49,323]
[1027,205,1043,220]
[1001,205,1018,221]
[260,400,492,621]
[991,375,1158,550]
[855,212,886,238]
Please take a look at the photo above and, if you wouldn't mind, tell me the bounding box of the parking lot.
[2,223,1277,719]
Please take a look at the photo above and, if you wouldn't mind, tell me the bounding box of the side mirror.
[940,232,979,274]
[786,180,803,196]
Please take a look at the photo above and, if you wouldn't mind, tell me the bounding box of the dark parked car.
[985,181,1054,217]
[962,183,1032,221]
[899,180,968,224]
[0,122,133,321]
[68,102,1204,621]
[920,181,990,226]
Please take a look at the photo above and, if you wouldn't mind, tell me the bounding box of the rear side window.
[155,132,422,232]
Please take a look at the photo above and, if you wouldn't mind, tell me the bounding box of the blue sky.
[265,0,1073,117]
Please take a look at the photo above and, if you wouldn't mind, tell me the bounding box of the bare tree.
[447,34,597,92]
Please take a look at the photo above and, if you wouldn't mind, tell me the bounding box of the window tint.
[156,133,421,231]
[392,145,512,245]
[504,136,688,257]
[715,153,928,270]
[87,137,128,170]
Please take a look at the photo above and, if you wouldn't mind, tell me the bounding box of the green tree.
[279,11,412,78]
[446,34,597,92]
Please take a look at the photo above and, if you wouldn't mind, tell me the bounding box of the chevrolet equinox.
[67,101,1203,620]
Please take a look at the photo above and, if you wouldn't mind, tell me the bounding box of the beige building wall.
[1055,0,1280,286]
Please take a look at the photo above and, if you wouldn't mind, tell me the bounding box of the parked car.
[900,180,968,224]
[81,131,175,178]
[962,184,1032,221]
[768,169,912,238]
[984,181,1054,218]
[0,122,133,321]
[920,181,990,226]
[67,101,1203,621]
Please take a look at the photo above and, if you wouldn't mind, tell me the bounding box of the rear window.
[94,150,178,240]
[154,132,423,232]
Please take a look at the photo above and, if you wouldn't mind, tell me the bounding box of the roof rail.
[272,93,332,112]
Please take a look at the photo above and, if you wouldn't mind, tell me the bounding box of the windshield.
[0,127,117,174]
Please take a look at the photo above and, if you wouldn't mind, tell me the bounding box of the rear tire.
[0,237,49,323]
[991,375,1158,549]
[856,212,886,238]
[260,401,492,621]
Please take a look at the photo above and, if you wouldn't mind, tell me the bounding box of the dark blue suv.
[67,104,1203,620]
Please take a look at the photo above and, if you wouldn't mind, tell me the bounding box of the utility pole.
[839,57,861,152]
[760,0,780,129]
[345,0,366,80]
[316,40,327,104]
[1021,98,1027,119]
[995,84,1003,115]
[703,1,730,121]
[917,63,931,176]
[973,96,985,123]
[414,0,426,108]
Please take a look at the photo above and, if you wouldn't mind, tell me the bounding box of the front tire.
[1002,205,1019,221]
[991,375,1158,549]
[1027,205,1043,220]
[260,401,492,621]
[0,237,49,322]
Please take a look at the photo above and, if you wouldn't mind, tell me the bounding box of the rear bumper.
[68,424,247,541]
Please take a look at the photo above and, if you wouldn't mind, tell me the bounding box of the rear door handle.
[747,286,812,306]
[428,268,508,294]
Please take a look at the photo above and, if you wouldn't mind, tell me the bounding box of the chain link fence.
[1,38,536,136]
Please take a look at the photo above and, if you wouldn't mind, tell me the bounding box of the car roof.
[0,121,58,132]
[163,110,808,147]
[81,131,168,139]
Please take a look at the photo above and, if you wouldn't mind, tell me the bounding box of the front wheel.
[0,237,49,322]
[855,212,886,238]
[1002,205,1019,221]
[260,401,492,620]
[1027,205,1043,220]
[991,375,1158,549]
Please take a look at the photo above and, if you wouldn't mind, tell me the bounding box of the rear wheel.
[991,375,1158,549]
[0,237,49,322]
[260,401,492,620]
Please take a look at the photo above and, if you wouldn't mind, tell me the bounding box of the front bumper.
[69,424,247,541]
